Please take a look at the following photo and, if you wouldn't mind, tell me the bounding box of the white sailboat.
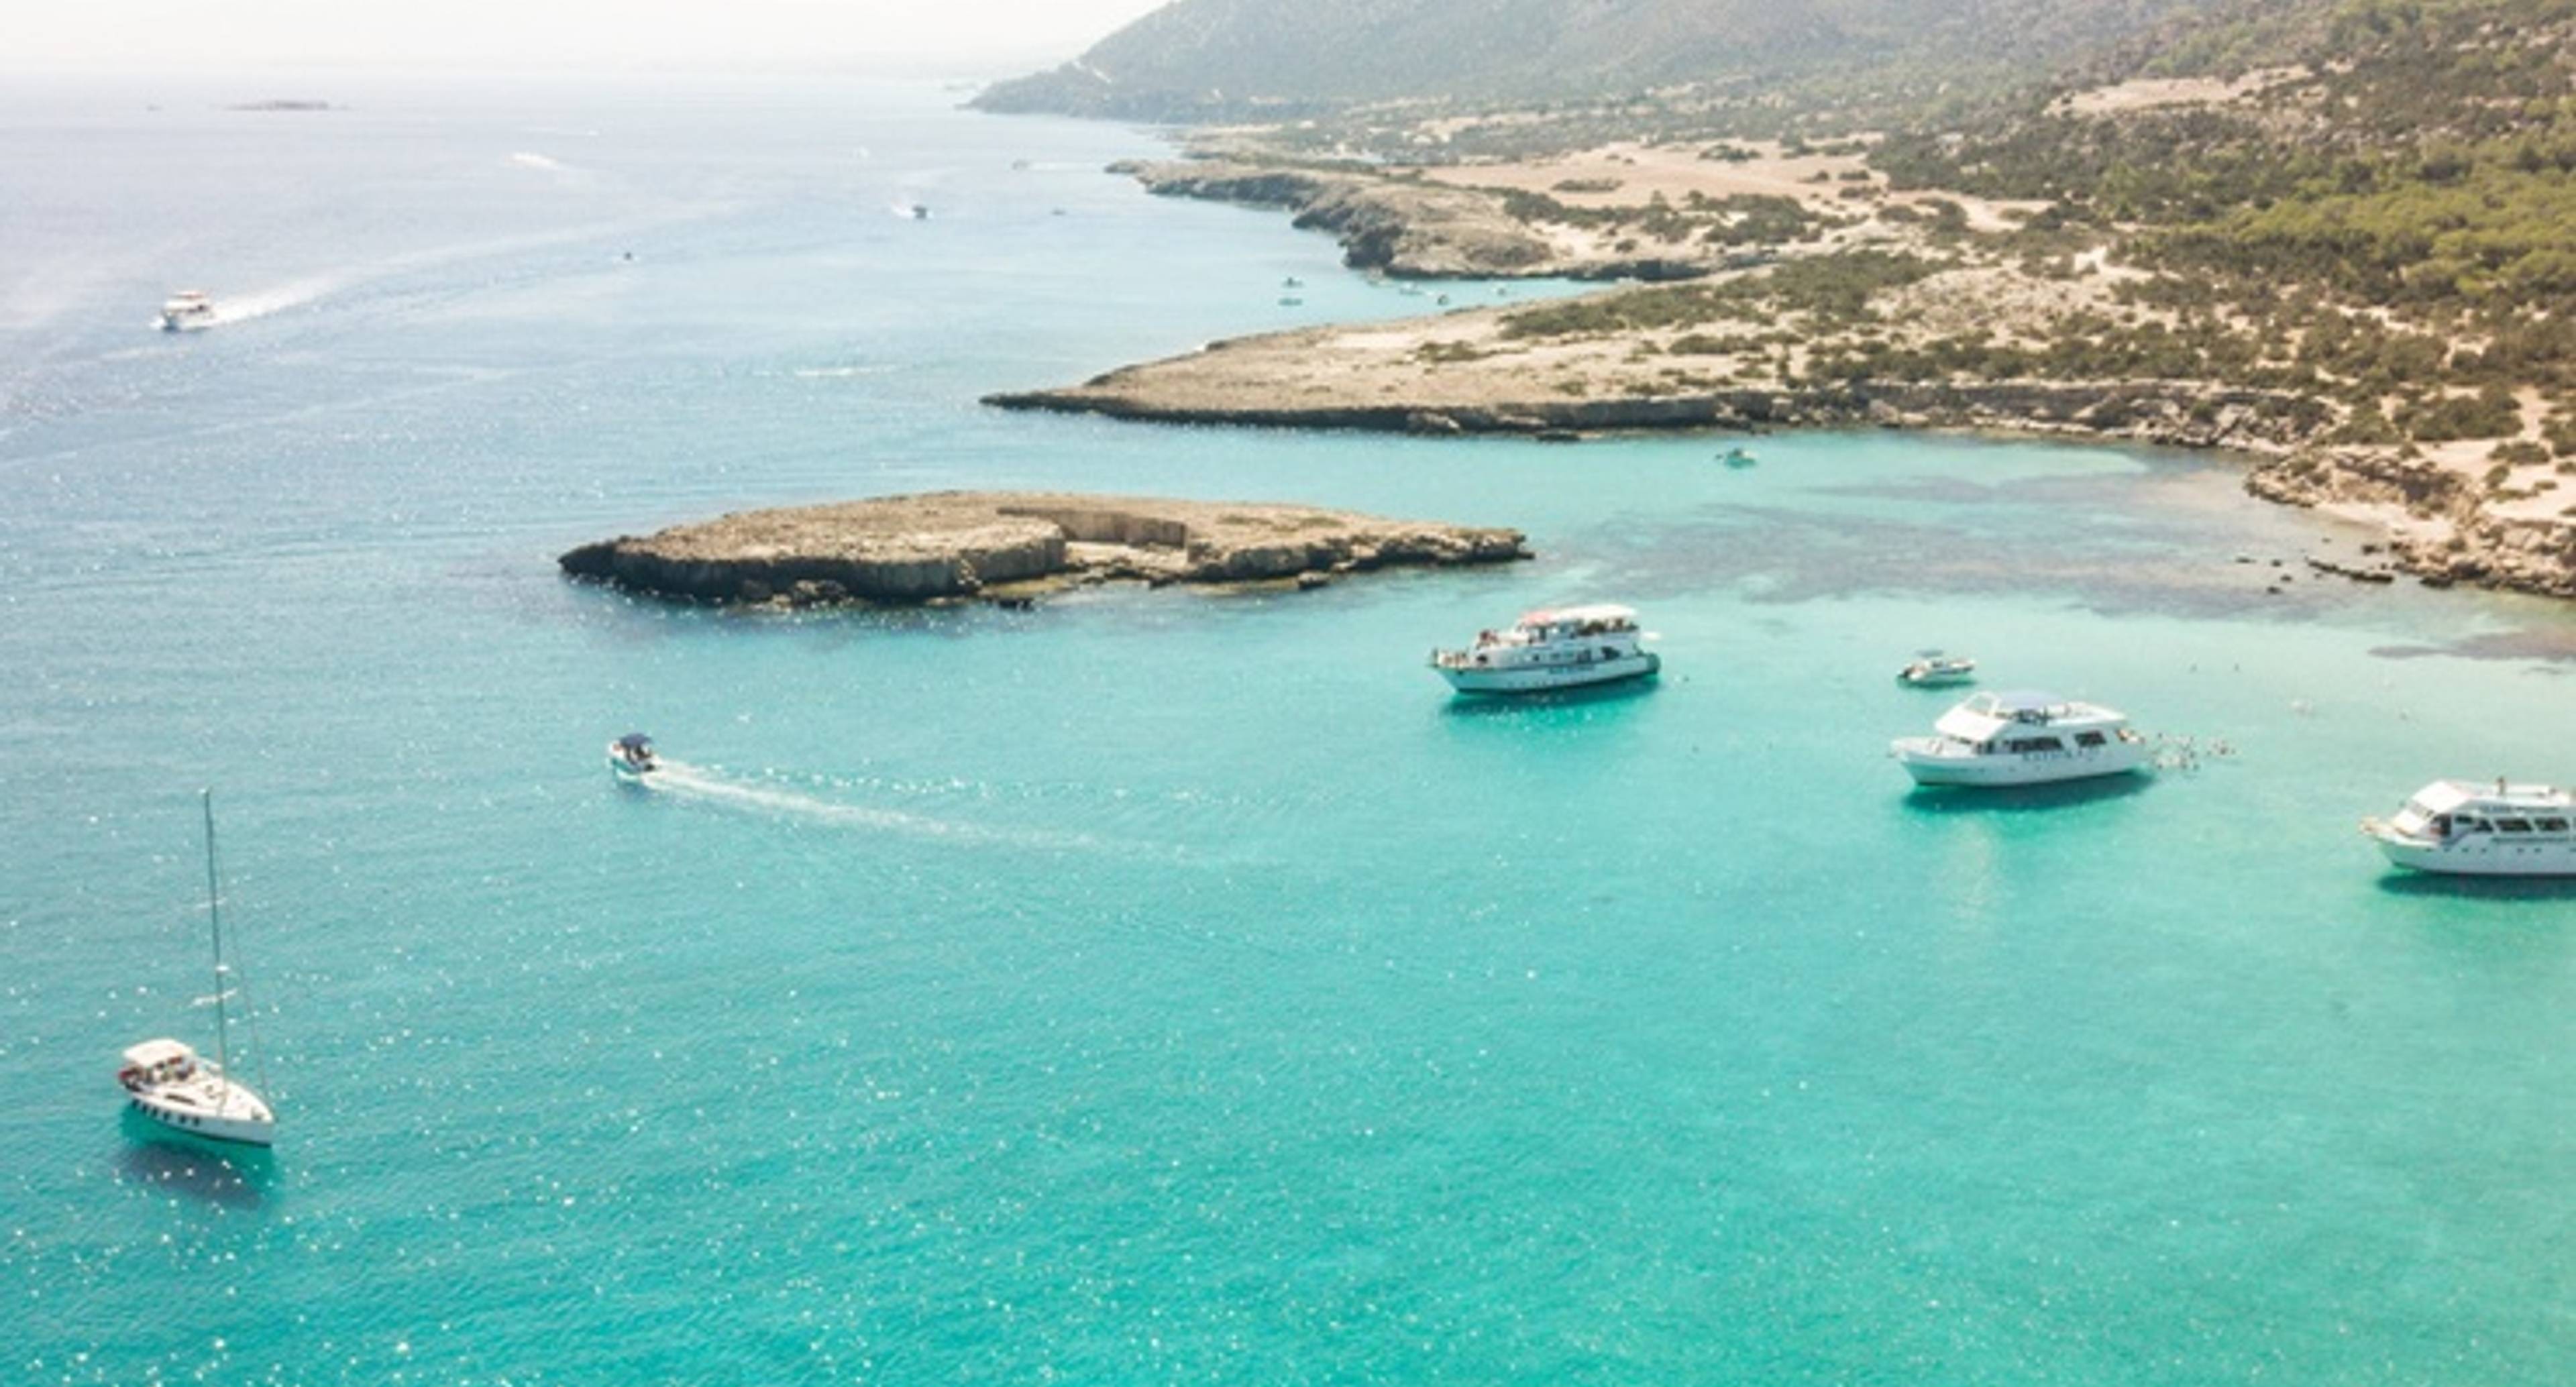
[117,791,276,1147]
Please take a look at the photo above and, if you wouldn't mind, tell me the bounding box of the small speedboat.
[158,290,216,332]
[1720,445,1756,468]
[607,732,659,779]
[1897,651,1978,687]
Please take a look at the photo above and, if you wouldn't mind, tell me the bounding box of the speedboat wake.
[631,759,1117,854]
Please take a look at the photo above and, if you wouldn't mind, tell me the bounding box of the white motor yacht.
[158,290,217,332]
[1891,689,2150,787]
[2362,779,2576,876]
[119,792,275,1146]
[1430,604,1660,694]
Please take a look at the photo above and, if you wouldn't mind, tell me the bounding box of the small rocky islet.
[558,490,1529,608]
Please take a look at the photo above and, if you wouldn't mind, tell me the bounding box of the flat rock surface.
[559,491,1529,606]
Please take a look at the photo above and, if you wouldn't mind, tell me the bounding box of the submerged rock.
[559,490,1529,607]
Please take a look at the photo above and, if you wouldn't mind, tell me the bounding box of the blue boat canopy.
[616,732,653,751]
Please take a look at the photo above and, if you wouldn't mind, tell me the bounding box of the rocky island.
[558,491,1529,607]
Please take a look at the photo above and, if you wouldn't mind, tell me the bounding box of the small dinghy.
[1897,650,1978,687]
[607,732,660,779]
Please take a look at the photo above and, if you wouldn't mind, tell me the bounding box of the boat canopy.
[2414,779,2571,813]
[1972,689,2068,715]
[616,732,653,752]
[1520,604,1637,627]
[123,1038,197,1069]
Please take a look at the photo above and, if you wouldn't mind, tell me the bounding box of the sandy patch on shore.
[1406,140,2044,233]
[2052,68,2308,117]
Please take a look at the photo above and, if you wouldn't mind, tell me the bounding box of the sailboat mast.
[201,789,232,1083]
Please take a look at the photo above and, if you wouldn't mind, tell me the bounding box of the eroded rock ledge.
[558,491,1529,607]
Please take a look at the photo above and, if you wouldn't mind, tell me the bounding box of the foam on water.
[636,759,1123,854]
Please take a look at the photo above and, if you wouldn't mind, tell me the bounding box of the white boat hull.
[125,1083,275,1147]
[1892,736,2151,787]
[2364,824,2576,877]
[1437,651,1660,695]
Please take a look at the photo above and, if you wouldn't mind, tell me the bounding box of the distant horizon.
[6,0,1163,80]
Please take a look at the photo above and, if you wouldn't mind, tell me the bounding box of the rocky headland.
[1118,159,1720,281]
[558,492,1529,607]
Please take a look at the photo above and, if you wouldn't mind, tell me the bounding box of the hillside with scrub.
[983,0,2576,597]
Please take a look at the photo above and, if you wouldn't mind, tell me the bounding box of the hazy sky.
[9,0,1170,74]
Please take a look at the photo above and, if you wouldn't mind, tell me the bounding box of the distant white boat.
[608,731,660,780]
[1891,689,2150,787]
[118,792,275,1147]
[158,290,216,332]
[1896,651,1978,687]
[2363,779,2576,876]
[1430,604,1660,694]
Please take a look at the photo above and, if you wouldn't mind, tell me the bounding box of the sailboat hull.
[125,1088,276,1146]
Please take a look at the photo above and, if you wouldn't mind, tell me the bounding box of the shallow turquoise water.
[3,77,2573,1386]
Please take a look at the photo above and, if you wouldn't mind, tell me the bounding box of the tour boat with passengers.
[2361,779,2576,876]
[1430,604,1660,694]
[1890,689,2150,787]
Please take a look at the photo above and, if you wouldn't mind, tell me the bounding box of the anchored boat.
[1430,604,1660,695]
[119,792,275,1147]
[1896,650,1978,687]
[2362,779,2576,876]
[1891,689,2150,787]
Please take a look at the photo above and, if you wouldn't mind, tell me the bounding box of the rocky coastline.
[559,492,1529,608]
[985,304,2575,603]
[2249,453,2576,600]
[990,374,2330,453]
[1118,160,1722,281]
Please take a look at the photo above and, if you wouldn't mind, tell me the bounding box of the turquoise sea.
[3,76,2572,1385]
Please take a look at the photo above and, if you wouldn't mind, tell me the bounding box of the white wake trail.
[638,761,1114,854]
